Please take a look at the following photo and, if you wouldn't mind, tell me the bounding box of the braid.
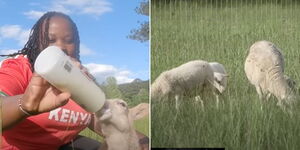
[0,11,80,71]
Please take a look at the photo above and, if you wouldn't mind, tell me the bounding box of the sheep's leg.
[175,94,180,110]
[195,95,204,109]
[195,95,201,102]
[200,100,204,109]
[255,85,263,100]
[214,92,220,109]
[276,100,284,109]
[266,92,271,101]
[255,85,265,110]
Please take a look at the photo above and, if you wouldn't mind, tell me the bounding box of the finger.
[54,92,71,107]
[24,73,51,103]
[31,72,50,86]
[50,86,63,95]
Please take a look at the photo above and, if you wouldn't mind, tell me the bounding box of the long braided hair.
[0,11,80,71]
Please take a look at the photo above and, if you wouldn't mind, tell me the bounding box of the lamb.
[151,60,228,109]
[244,40,296,110]
[95,99,149,150]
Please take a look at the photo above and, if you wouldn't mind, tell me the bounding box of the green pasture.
[151,0,300,149]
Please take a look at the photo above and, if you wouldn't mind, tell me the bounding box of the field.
[151,0,300,149]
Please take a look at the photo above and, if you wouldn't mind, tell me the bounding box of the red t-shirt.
[0,55,91,150]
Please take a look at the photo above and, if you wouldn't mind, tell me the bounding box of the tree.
[104,76,123,99]
[136,88,149,103]
[128,0,149,43]
[131,88,149,106]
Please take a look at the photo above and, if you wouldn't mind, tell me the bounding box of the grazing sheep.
[151,60,228,109]
[244,40,296,110]
[95,99,149,150]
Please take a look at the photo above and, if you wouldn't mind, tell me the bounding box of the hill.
[118,78,149,103]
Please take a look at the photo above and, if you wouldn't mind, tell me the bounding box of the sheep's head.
[284,75,297,91]
[283,75,297,101]
[150,83,161,100]
[274,75,297,108]
[95,99,149,133]
[94,99,132,134]
[213,72,228,93]
[96,99,129,122]
[151,74,171,100]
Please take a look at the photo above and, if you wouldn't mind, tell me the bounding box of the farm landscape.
[151,0,300,149]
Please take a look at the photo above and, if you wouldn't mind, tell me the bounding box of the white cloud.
[19,30,31,46]
[0,25,30,46]
[0,49,19,55]
[57,0,112,16]
[61,0,93,7]
[83,63,134,84]
[0,49,18,62]
[24,0,112,19]
[50,3,72,14]
[80,44,95,56]
[24,10,45,19]
[0,25,21,38]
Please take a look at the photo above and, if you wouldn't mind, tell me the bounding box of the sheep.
[151,60,228,109]
[95,99,149,150]
[244,40,296,110]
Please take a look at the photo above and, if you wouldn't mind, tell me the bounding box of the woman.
[0,11,148,150]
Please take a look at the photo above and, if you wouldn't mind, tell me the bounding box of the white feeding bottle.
[34,46,106,112]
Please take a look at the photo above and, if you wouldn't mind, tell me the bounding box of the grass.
[151,0,300,149]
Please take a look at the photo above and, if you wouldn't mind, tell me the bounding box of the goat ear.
[129,103,149,120]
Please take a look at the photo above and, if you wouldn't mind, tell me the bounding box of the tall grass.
[151,0,300,149]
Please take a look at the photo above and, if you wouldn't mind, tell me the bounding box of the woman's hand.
[21,57,95,115]
[2,73,71,130]
[21,73,71,115]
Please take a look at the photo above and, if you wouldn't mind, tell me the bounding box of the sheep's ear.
[215,72,228,79]
[129,103,149,120]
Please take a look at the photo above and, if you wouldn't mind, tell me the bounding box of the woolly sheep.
[244,40,296,109]
[95,99,149,150]
[151,60,228,109]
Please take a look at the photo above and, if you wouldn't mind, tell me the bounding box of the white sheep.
[151,60,228,109]
[95,99,149,150]
[244,40,296,110]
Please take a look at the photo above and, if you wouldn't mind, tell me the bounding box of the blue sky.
[0,0,149,84]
